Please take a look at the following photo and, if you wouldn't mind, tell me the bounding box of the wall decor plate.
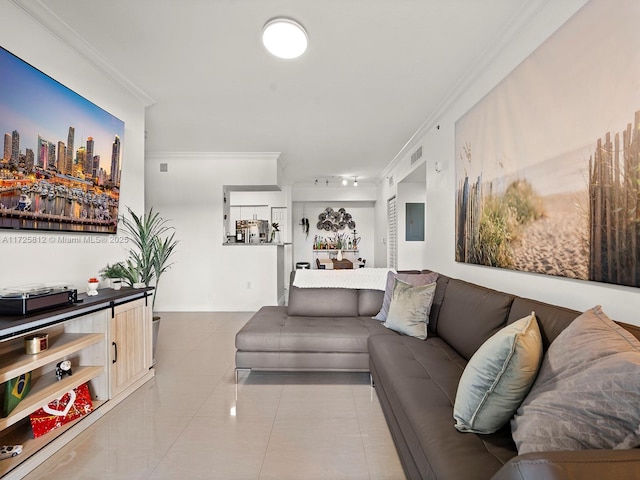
[315,207,356,232]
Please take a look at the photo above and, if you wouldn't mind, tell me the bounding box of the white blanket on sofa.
[292,268,394,290]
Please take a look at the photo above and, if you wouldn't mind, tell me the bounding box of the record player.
[0,284,77,315]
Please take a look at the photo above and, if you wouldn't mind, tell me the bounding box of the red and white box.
[29,383,93,438]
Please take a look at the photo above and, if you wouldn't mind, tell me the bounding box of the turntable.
[0,284,77,315]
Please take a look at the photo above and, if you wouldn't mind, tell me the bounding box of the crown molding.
[10,0,156,107]
[378,0,552,183]
[145,152,282,162]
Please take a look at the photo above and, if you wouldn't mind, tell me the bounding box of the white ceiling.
[39,0,535,186]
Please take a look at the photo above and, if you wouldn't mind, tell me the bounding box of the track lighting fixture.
[313,176,358,186]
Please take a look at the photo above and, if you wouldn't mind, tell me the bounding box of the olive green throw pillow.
[383,279,436,340]
[373,271,439,321]
[454,312,542,434]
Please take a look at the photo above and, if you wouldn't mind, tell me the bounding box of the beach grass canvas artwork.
[455,0,640,288]
[0,46,125,234]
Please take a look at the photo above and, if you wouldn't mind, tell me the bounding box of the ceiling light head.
[325,179,329,187]
[262,17,308,59]
[353,177,358,187]
[314,178,318,185]
[342,178,347,186]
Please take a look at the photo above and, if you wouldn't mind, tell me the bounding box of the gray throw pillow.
[373,271,438,321]
[511,306,640,454]
[383,279,436,340]
[453,312,542,434]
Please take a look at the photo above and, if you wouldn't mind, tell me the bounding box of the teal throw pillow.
[453,312,542,434]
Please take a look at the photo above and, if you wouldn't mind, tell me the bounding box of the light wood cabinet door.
[109,298,151,398]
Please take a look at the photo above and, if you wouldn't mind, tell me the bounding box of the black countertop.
[0,287,153,341]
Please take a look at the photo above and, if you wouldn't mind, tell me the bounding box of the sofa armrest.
[492,449,640,480]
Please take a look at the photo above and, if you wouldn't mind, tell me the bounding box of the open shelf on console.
[0,398,107,478]
[0,333,104,383]
[0,365,104,430]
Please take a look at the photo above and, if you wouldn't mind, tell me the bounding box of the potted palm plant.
[119,206,178,365]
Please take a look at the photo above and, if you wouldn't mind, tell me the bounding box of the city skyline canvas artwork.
[454,0,640,288]
[0,46,125,234]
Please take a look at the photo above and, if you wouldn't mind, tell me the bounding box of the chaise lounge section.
[235,269,640,479]
[235,284,393,374]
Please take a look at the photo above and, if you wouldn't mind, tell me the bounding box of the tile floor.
[23,312,406,480]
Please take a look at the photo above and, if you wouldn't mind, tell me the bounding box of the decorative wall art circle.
[316,207,356,231]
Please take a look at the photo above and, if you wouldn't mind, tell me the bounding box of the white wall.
[292,201,374,269]
[0,2,147,290]
[397,182,427,270]
[292,184,376,269]
[145,152,283,311]
[380,0,640,326]
[374,160,429,269]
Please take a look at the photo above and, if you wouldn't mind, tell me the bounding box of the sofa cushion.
[436,279,514,360]
[235,306,392,354]
[287,286,359,316]
[358,289,384,316]
[507,297,579,350]
[512,306,640,454]
[383,279,436,340]
[426,274,451,334]
[368,334,517,479]
[373,271,438,321]
[454,312,542,434]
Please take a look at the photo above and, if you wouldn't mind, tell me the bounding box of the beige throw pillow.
[383,279,436,340]
[373,271,438,321]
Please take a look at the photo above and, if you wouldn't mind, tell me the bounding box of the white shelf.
[312,249,359,252]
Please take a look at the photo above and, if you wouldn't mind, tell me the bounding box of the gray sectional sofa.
[235,269,640,480]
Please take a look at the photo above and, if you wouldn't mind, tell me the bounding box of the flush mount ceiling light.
[262,17,308,59]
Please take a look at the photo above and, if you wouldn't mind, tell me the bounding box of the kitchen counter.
[217,243,287,307]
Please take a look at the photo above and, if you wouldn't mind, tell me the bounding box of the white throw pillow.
[453,312,542,434]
